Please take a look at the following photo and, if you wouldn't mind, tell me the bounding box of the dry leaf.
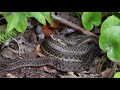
[7,73,17,78]
[42,24,56,37]
[101,68,113,78]
[50,22,59,29]
[33,44,45,57]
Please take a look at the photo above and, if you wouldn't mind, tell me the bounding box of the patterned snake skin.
[0,34,101,74]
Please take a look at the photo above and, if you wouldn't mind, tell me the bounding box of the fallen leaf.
[35,44,41,52]
[33,44,45,57]
[101,68,113,78]
[7,73,17,78]
[50,22,59,29]
[42,24,56,37]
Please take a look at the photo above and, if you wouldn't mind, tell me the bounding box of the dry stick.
[51,14,98,38]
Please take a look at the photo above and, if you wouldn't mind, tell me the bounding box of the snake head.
[50,34,58,41]
[50,34,67,46]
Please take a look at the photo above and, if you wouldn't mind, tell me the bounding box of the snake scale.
[0,33,101,74]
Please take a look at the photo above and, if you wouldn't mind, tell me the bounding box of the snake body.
[40,34,100,72]
[0,34,101,74]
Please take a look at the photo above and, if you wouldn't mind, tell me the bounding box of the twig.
[51,14,98,38]
[96,55,107,74]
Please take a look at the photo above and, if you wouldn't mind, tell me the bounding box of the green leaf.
[21,12,31,17]
[114,72,120,78]
[2,12,11,17]
[41,12,54,25]
[82,12,101,31]
[6,12,19,32]
[101,15,120,33]
[29,12,46,25]
[15,15,28,32]
[99,26,120,62]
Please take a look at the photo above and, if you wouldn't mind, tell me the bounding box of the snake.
[0,33,101,75]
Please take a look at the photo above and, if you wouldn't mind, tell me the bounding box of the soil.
[0,12,114,78]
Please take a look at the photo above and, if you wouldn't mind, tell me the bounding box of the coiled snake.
[0,33,101,74]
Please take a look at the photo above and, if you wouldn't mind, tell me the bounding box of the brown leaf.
[35,44,41,52]
[7,73,17,78]
[34,51,45,57]
[42,24,56,37]
[50,22,59,29]
[101,68,113,78]
[33,44,45,57]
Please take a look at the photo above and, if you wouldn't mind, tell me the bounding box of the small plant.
[0,12,55,44]
[99,15,120,62]
[76,12,120,77]
[0,24,17,44]
[2,12,54,33]
[81,12,101,31]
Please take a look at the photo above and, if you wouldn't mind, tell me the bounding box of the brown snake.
[0,34,101,74]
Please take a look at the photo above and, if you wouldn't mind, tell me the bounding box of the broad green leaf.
[6,12,19,32]
[82,12,101,31]
[101,15,120,33]
[99,26,120,62]
[41,12,54,25]
[2,12,11,20]
[21,12,31,17]
[15,15,28,32]
[29,12,46,25]
[114,72,120,78]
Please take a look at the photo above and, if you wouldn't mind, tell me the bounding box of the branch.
[51,14,98,38]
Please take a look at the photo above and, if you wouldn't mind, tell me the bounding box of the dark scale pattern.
[45,36,96,55]
[40,34,101,72]
[0,34,101,74]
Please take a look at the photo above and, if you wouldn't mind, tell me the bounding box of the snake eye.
[52,35,56,38]
[50,34,57,40]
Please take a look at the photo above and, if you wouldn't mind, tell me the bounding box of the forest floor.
[0,12,114,78]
